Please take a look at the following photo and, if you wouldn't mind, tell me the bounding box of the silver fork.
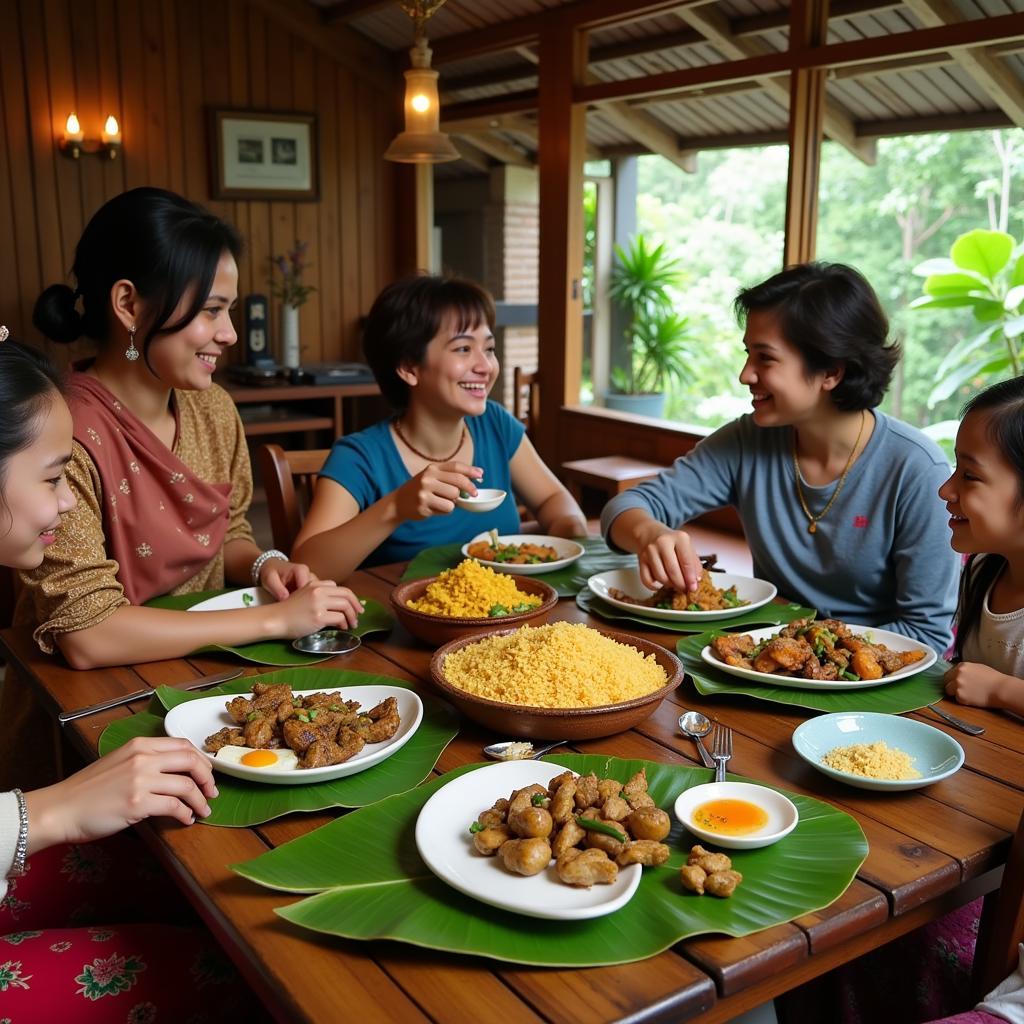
[711,723,733,783]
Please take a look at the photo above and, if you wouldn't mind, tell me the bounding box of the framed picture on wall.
[209,109,319,200]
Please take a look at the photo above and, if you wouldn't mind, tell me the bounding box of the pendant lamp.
[384,0,460,164]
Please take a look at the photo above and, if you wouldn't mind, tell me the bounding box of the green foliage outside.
[617,128,1024,433]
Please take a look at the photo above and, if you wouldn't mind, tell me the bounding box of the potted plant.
[606,235,694,418]
[270,240,316,369]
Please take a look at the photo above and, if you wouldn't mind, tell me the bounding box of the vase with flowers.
[269,240,316,369]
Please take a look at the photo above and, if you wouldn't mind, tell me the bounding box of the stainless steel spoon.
[679,710,716,769]
[482,739,567,761]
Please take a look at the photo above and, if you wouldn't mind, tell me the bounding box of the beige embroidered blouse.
[17,384,256,653]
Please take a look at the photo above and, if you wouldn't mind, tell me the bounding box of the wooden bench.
[561,455,665,503]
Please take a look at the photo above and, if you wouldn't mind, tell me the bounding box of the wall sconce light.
[383,1,459,164]
[59,112,122,160]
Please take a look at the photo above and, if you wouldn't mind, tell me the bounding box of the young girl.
[0,331,265,1019]
[603,261,959,654]
[294,273,586,578]
[940,375,1024,712]
[19,187,361,671]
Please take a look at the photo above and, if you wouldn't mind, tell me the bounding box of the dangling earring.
[125,325,139,362]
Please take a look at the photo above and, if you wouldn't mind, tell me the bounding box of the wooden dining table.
[3,561,1023,1024]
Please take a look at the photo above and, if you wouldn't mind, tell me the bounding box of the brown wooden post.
[783,0,830,266]
[535,17,587,468]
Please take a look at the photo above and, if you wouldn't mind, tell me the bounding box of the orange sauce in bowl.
[692,798,769,836]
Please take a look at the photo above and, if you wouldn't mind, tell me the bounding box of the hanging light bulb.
[384,1,459,164]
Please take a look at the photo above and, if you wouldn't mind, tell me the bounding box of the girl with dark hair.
[603,261,958,653]
[0,330,266,1020]
[20,188,361,670]
[940,375,1024,712]
[293,273,586,577]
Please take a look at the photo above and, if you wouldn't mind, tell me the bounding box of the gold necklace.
[793,410,867,535]
[393,419,467,463]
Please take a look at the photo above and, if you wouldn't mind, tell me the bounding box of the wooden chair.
[257,444,330,553]
[513,366,540,438]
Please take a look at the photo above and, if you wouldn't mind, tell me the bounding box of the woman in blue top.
[294,274,586,575]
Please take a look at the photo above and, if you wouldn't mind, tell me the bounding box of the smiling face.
[399,314,498,416]
[938,409,1024,556]
[0,393,76,570]
[144,251,239,389]
[738,309,841,427]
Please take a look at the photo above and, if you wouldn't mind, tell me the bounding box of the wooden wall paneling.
[337,67,361,356]
[176,0,206,200]
[69,0,107,230]
[140,0,169,191]
[115,0,148,190]
[95,0,127,202]
[158,0,186,197]
[199,0,233,224]
[0,2,42,333]
[292,35,322,364]
[375,86,395,299]
[315,53,343,362]
[228,0,252,306]
[356,76,377,317]
[245,5,271,339]
[0,46,22,334]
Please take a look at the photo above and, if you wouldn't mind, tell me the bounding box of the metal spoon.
[482,739,568,761]
[679,710,716,769]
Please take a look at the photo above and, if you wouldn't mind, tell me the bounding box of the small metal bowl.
[292,629,362,655]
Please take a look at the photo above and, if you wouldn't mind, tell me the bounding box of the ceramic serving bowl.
[454,488,507,513]
[428,626,683,740]
[389,575,558,646]
[673,780,799,849]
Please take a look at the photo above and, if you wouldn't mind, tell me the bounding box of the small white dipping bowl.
[673,780,799,850]
[455,488,507,513]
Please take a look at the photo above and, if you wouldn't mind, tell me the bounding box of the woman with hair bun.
[603,261,959,653]
[19,187,361,671]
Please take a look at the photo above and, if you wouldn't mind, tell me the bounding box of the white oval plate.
[164,685,423,785]
[792,712,964,791]
[588,568,777,621]
[461,533,585,575]
[415,760,641,921]
[454,488,507,513]
[186,586,274,612]
[700,624,937,690]
[673,780,799,850]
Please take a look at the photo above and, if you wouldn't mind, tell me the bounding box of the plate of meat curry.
[702,619,936,690]
[588,567,777,621]
[164,682,423,784]
[462,531,585,575]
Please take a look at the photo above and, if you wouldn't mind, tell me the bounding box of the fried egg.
[215,745,300,771]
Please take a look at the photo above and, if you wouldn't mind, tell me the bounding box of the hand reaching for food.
[258,557,316,600]
[265,579,364,636]
[635,525,703,596]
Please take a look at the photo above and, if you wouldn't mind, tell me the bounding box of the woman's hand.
[394,461,482,521]
[24,737,219,855]
[259,557,315,600]
[635,524,702,595]
[263,579,364,636]
[944,661,1013,709]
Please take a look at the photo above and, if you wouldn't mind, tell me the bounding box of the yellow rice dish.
[441,622,669,708]
[822,740,920,780]
[406,559,541,619]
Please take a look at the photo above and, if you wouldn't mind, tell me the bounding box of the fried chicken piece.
[752,637,813,674]
[243,715,277,748]
[499,838,551,877]
[473,825,511,856]
[711,633,756,668]
[556,848,618,887]
[508,806,553,839]
[225,696,256,724]
[624,791,655,810]
[281,716,339,754]
[680,864,707,894]
[574,773,600,810]
[550,781,577,824]
[597,778,623,802]
[204,726,244,752]
[298,727,365,769]
[616,840,670,867]
[876,646,926,673]
[602,795,631,822]
[802,656,839,681]
[551,819,586,857]
[352,696,401,743]
[509,784,548,815]
[704,869,743,898]
[622,768,649,801]
[688,845,732,874]
[546,771,576,799]
[477,797,509,828]
[583,819,627,856]
[627,806,671,841]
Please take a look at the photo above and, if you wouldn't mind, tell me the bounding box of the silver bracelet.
[251,549,288,587]
[9,788,28,877]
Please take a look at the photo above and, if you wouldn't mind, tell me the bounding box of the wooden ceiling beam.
[734,0,904,37]
[450,137,493,173]
[320,0,395,24]
[676,4,876,164]
[903,0,1024,127]
[453,131,535,168]
[856,109,1012,137]
[592,97,697,172]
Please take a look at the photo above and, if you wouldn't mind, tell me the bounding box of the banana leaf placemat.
[97,668,458,827]
[400,537,636,597]
[577,589,816,635]
[233,753,867,967]
[146,589,394,666]
[677,632,948,713]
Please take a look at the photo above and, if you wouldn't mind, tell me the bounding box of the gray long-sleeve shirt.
[601,411,958,654]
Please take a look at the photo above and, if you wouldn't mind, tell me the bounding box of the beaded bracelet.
[250,549,288,588]
[9,788,28,877]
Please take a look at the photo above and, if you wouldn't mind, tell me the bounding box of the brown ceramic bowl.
[428,626,683,740]
[389,575,558,646]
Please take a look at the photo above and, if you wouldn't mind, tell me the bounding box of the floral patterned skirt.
[0,831,269,1023]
